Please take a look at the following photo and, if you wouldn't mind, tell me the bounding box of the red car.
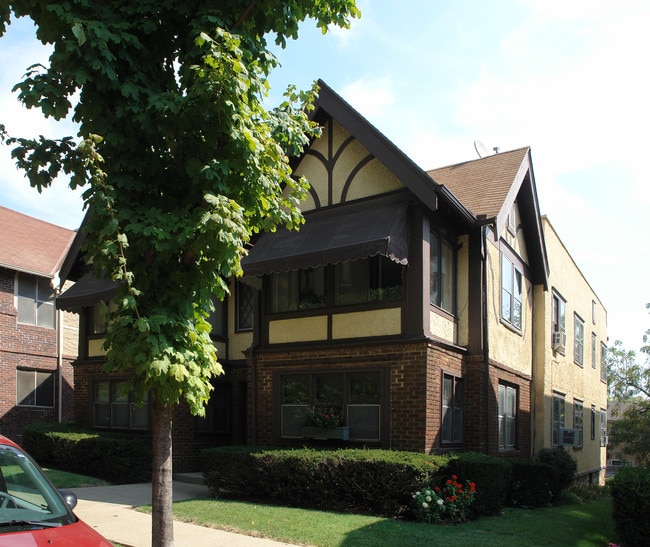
[0,434,112,546]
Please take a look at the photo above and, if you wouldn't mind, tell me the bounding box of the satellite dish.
[474,140,489,158]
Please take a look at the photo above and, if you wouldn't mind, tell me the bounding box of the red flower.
[446,479,452,485]
[434,486,440,492]
[451,495,457,501]
[451,474,458,480]
[470,482,476,492]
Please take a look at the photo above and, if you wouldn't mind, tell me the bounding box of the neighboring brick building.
[58,80,607,480]
[0,206,77,441]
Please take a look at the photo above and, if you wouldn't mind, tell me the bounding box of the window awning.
[241,201,409,277]
[57,272,118,312]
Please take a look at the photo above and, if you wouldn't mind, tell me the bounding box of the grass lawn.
[168,496,617,547]
[43,468,111,488]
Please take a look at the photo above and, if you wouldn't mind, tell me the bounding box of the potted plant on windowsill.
[302,406,350,440]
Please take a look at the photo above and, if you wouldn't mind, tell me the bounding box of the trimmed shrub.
[440,452,511,517]
[536,448,576,499]
[506,459,557,508]
[201,447,447,517]
[22,423,151,483]
[609,466,650,547]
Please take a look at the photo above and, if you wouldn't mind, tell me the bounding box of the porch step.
[173,472,205,485]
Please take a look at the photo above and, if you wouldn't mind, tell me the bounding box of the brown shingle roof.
[0,206,76,278]
[426,147,530,219]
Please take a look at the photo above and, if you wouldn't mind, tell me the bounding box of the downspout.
[52,274,63,423]
[481,225,491,455]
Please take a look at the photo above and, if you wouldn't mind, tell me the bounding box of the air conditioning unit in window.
[559,427,576,446]
[552,331,566,352]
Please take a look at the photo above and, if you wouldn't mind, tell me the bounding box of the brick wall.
[0,268,75,441]
[248,339,467,453]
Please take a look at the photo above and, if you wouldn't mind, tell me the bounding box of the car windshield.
[0,444,75,530]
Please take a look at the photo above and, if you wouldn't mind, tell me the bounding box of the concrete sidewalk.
[71,479,297,547]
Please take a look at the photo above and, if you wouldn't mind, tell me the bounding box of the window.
[574,314,584,366]
[92,380,150,430]
[501,255,522,330]
[17,370,54,407]
[552,393,566,446]
[441,373,464,443]
[573,400,584,447]
[279,371,382,442]
[600,343,607,382]
[591,333,597,369]
[236,281,254,331]
[600,409,608,447]
[498,384,517,449]
[430,231,455,313]
[551,291,566,352]
[590,405,596,441]
[337,256,403,306]
[88,300,118,335]
[207,297,227,338]
[592,300,597,324]
[270,267,326,313]
[16,273,55,329]
[507,204,517,235]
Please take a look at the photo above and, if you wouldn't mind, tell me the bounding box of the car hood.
[0,519,112,546]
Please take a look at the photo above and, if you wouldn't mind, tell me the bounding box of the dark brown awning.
[241,201,409,277]
[57,272,118,312]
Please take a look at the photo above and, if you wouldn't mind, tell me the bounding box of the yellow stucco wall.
[332,308,401,339]
[269,316,328,344]
[485,223,534,378]
[534,217,608,478]
[429,310,456,344]
[455,234,470,346]
[293,120,403,211]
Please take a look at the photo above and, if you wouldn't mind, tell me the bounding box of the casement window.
[269,257,403,314]
[236,281,254,331]
[16,273,55,329]
[441,373,464,443]
[498,384,517,449]
[600,409,608,447]
[17,369,54,407]
[336,256,403,306]
[501,254,522,330]
[573,400,584,447]
[592,300,597,324]
[600,343,607,382]
[207,297,227,338]
[590,405,597,441]
[279,371,382,442]
[430,231,455,314]
[551,291,566,353]
[591,333,597,369]
[574,314,584,366]
[92,380,150,430]
[270,267,327,313]
[552,393,566,446]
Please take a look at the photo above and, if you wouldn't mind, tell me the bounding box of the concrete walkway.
[71,478,297,547]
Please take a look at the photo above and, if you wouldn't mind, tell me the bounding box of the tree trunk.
[152,398,174,546]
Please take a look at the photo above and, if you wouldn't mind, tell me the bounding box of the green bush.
[506,459,557,508]
[536,448,577,499]
[609,466,650,546]
[22,423,152,484]
[440,452,511,517]
[201,447,446,517]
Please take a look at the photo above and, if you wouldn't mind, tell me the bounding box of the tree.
[606,303,650,467]
[0,1,359,545]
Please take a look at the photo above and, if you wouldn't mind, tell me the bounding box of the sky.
[1,0,649,355]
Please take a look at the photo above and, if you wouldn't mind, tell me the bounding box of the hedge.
[200,446,447,516]
[22,423,152,484]
[609,466,650,546]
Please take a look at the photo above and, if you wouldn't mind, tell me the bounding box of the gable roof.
[0,206,75,279]
[311,80,475,224]
[427,148,549,288]
[427,147,530,222]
